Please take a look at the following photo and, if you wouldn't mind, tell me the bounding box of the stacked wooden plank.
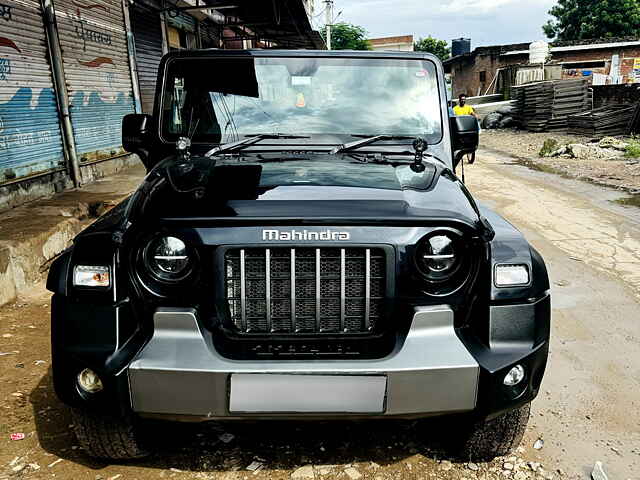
[510,86,526,127]
[567,104,640,136]
[548,79,591,131]
[510,79,590,132]
[522,82,554,132]
[629,103,640,135]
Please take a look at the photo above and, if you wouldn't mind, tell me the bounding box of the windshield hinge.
[411,138,427,172]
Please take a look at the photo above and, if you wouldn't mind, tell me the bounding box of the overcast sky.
[312,0,558,48]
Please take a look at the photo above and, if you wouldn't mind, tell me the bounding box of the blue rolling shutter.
[0,0,65,182]
[53,0,135,162]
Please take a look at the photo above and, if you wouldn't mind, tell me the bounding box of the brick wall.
[450,53,522,98]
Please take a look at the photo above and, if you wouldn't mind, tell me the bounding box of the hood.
[149,154,480,228]
[87,154,488,242]
[212,181,480,227]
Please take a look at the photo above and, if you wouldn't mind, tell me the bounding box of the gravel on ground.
[0,287,560,480]
[480,129,640,193]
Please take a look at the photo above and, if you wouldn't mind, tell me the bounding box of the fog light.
[503,365,525,386]
[77,368,103,394]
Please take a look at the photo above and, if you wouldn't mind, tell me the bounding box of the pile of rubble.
[482,104,516,130]
[539,136,632,161]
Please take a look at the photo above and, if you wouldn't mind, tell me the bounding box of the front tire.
[456,402,531,461]
[71,408,150,460]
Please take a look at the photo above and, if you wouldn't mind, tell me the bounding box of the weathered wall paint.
[53,0,135,162]
[0,0,65,182]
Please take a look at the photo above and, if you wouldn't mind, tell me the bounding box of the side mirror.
[450,115,479,168]
[122,114,153,169]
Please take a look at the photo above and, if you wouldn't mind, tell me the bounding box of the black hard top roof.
[163,48,442,64]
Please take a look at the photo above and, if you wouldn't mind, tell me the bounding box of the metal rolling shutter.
[53,0,135,162]
[0,0,65,182]
[130,6,162,114]
[199,20,220,49]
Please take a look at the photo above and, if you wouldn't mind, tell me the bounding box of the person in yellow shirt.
[453,94,479,119]
[453,94,479,165]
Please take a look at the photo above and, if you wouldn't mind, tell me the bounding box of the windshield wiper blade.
[330,135,417,155]
[205,134,310,157]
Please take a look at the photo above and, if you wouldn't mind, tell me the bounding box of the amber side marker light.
[73,265,110,288]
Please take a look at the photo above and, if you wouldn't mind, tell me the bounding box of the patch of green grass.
[538,138,558,157]
[625,140,640,159]
[613,195,640,208]
[514,158,568,176]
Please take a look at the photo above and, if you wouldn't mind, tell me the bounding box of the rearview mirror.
[122,114,153,169]
[450,115,479,169]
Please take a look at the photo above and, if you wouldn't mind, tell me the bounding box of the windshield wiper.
[330,135,418,155]
[205,134,310,157]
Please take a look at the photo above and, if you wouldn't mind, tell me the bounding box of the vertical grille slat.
[291,249,297,332]
[265,249,272,332]
[365,248,371,331]
[315,248,321,332]
[240,249,247,331]
[340,248,346,332]
[225,247,386,335]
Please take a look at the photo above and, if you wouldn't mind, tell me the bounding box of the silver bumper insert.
[230,374,387,413]
[128,306,479,417]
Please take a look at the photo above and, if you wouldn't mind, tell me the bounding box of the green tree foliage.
[414,36,451,61]
[543,0,640,40]
[321,23,372,50]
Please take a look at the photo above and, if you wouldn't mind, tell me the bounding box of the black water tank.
[452,38,471,57]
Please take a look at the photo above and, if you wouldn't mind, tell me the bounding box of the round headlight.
[145,236,192,282]
[416,232,462,283]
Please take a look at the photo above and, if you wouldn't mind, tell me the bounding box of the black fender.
[46,224,148,413]
[461,204,551,419]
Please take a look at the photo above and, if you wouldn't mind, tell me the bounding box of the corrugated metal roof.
[502,40,640,56]
[0,0,66,182]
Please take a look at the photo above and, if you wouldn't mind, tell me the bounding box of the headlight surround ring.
[143,235,194,283]
[415,231,464,283]
[414,229,473,296]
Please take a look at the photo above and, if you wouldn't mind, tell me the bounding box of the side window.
[162,76,186,134]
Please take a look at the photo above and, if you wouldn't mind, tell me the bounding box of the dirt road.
[467,150,640,480]
[1,149,639,480]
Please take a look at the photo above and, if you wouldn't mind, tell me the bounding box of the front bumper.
[128,306,481,418]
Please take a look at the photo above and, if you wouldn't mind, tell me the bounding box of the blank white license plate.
[229,374,387,413]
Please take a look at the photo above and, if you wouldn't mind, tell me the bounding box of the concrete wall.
[0,170,72,214]
[369,35,414,52]
[0,153,139,214]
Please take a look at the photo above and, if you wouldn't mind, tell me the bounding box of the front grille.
[224,247,386,335]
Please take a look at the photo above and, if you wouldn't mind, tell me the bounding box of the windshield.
[160,56,443,145]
